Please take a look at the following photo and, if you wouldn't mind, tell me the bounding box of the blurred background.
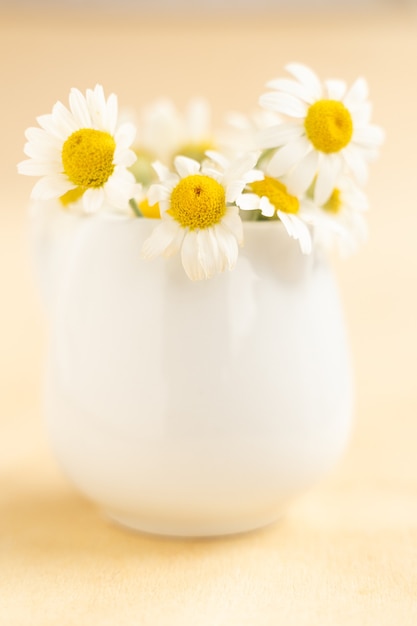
[1,0,417,621]
[1,0,416,12]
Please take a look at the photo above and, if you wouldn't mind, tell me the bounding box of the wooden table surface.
[1,5,416,624]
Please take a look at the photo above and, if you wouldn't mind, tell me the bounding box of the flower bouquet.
[19,64,384,536]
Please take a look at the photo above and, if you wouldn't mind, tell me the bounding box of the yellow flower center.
[169,174,226,230]
[62,128,116,188]
[140,198,161,219]
[250,177,299,214]
[304,100,353,153]
[59,186,84,207]
[322,188,342,214]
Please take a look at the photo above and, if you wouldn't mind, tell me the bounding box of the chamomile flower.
[237,175,313,254]
[258,63,384,204]
[312,176,369,256]
[18,84,139,214]
[218,109,282,158]
[130,97,214,187]
[142,153,260,280]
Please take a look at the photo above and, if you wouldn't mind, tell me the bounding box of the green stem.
[129,198,142,218]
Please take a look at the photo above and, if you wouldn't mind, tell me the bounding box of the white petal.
[83,187,105,213]
[104,170,138,209]
[285,63,322,100]
[88,84,106,111]
[213,223,239,271]
[298,198,321,224]
[115,122,136,149]
[51,100,79,136]
[181,231,206,281]
[174,155,200,178]
[278,211,312,254]
[200,167,223,184]
[226,151,261,179]
[286,149,319,196]
[297,224,313,254]
[344,77,368,107]
[163,224,185,257]
[236,192,261,211]
[256,122,304,150]
[350,102,372,125]
[314,154,342,205]
[225,179,246,203]
[142,220,182,259]
[25,126,61,147]
[196,229,219,278]
[86,84,107,129]
[24,139,61,161]
[37,113,68,141]
[242,170,264,185]
[17,159,60,176]
[152,160,175,182]
[205,150,229,170]
[259,92,308,118]
[324,79,346,101]
[221,207,244,244]
[266,137,311,177]
[277,210,297,238]
[148,183,170,206]
[340,180,369,211]
[69,88,91,127]
[114,147,137,167]
[259,196,275,218]
[105,92,118,134]
[209,228,229,273]
[342,146,369,185]
[31,174,72,200]
[353,124,385,148]
[265,78,316,103]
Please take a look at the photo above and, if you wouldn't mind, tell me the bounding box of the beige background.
[1,4,417,624]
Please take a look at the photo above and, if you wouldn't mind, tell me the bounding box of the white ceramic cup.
[32,201,353,536]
